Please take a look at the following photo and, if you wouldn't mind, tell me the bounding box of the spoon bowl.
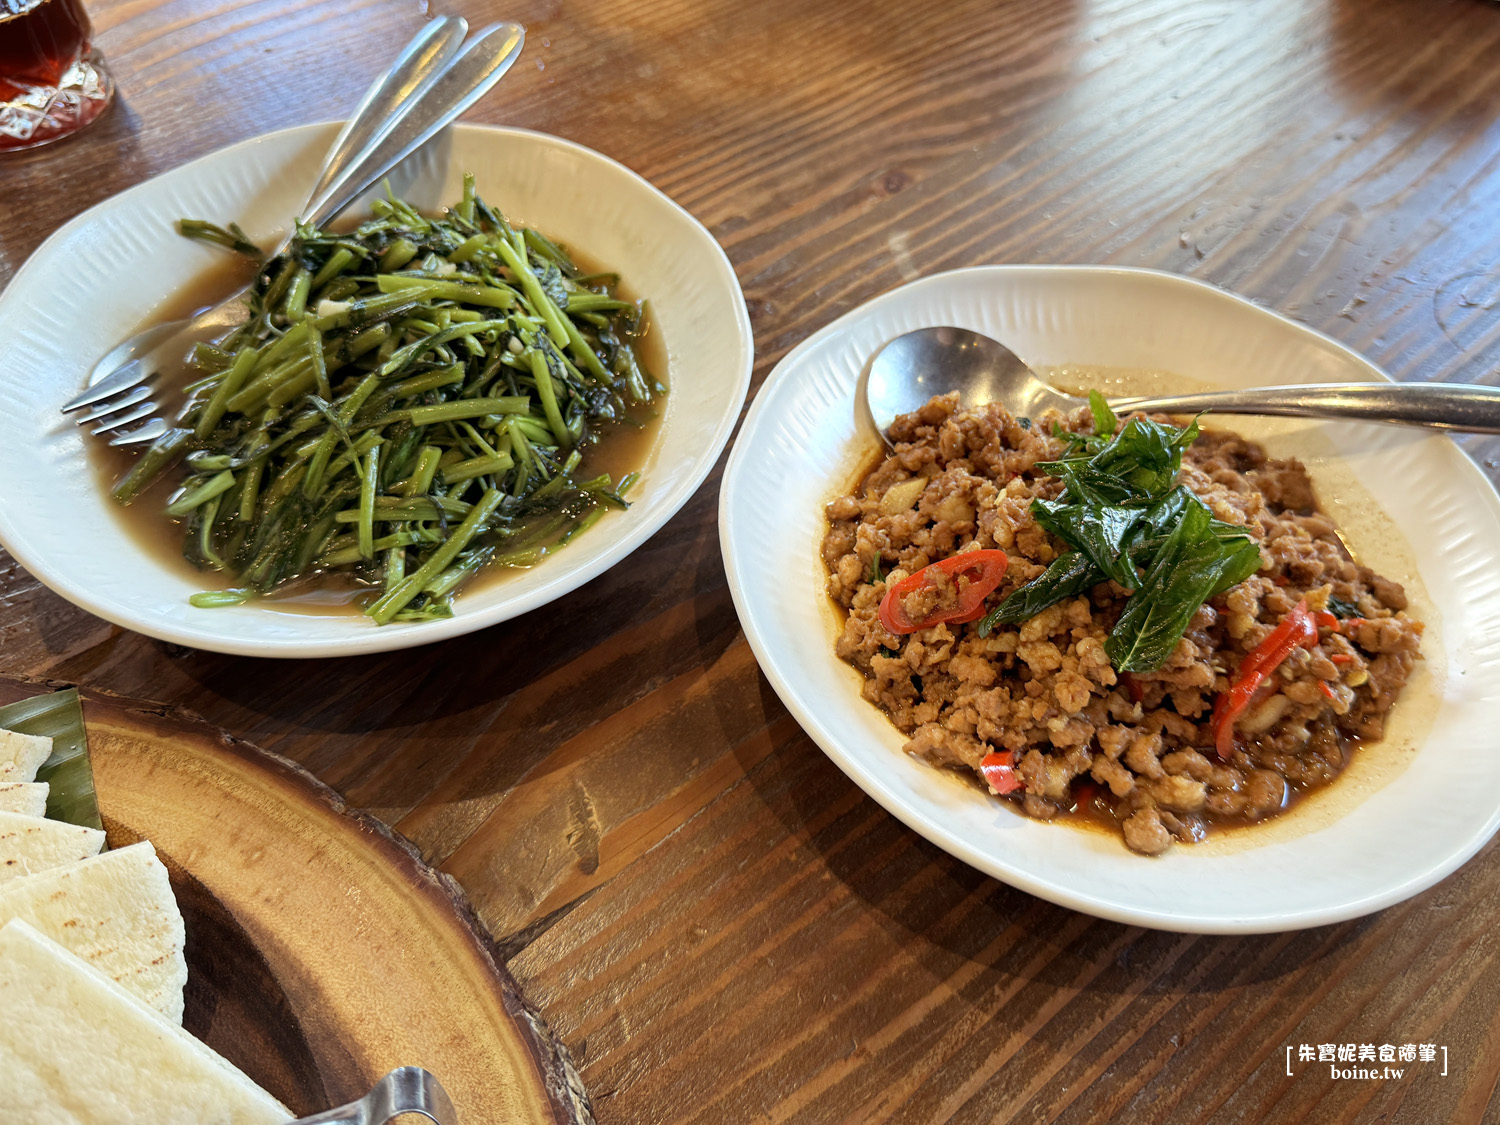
[865,326,1077,437]
[864,325,1500,443]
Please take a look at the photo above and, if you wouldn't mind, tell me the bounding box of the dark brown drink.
[0,0,112,151]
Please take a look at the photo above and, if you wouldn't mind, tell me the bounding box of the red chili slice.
[877,549,1009,635]
[1210,598,1319,759]
[1070,779,1101,810]
[979,751,1023,795]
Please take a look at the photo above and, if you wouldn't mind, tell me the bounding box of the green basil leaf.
[1129,486,1193,542]
[1040,415,1200,503]
[1326,594,1360,619]
[1031,499,1144,589]
[1002,402,1255,669]
[1035,461,1142,506]
[1088,389,1116,438]
[1091,417,1191,496]
[978,551,1102,635]
[1105,499,1254,672]
[1208,534,1263,597]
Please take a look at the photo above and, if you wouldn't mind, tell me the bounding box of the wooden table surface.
[5,0,1500,1121]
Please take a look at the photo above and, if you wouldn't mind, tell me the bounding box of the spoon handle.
[301,15,469,223]
[302,23,525,230]
[1112,382,1500,434]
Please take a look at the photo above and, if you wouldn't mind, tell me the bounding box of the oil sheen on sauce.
[89,255,667,617]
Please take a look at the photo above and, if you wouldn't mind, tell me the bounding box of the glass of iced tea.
[0,0,113,151]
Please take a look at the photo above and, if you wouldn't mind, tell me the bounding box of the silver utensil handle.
[1113,382,1500,433]
[302,22,526,230]
[289,1067,459,1125]
[303,16,469,218]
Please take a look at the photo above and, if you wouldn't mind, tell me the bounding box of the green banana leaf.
[0,689,101,831]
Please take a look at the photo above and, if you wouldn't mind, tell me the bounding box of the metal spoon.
[864,325,1500,445]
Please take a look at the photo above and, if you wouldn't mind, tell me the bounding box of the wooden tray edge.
[0,673,596,1125]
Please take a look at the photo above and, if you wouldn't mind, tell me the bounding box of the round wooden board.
[0,677,590,1125]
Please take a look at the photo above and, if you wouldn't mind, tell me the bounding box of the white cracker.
[0,919,289,1124]
[0,781,49,817]
[0,810,105,886]
[0,841,187,1022]
[0,728,52,782]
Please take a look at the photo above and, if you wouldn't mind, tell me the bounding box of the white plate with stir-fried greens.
[720,265,1500,933]
[0,123,752,656]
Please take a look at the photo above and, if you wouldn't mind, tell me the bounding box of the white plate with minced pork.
[719,265,1500,934]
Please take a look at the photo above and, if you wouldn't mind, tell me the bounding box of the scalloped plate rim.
[719,264,1500,934]
[0,122,752,657]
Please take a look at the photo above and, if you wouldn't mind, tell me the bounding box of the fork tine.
[108,418,169,447]
[75,384,153,424]
[92,400,158,433]
[62,359,151,413]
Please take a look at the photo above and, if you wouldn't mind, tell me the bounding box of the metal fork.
[61,18,526,445]
[289,1067,459,1125]
[59,15,467,439]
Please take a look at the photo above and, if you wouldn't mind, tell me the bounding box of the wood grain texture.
[4,0,1500,1122]
[0,676,590,1124]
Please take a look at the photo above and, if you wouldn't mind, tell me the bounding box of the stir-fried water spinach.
[115,177,662,624]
